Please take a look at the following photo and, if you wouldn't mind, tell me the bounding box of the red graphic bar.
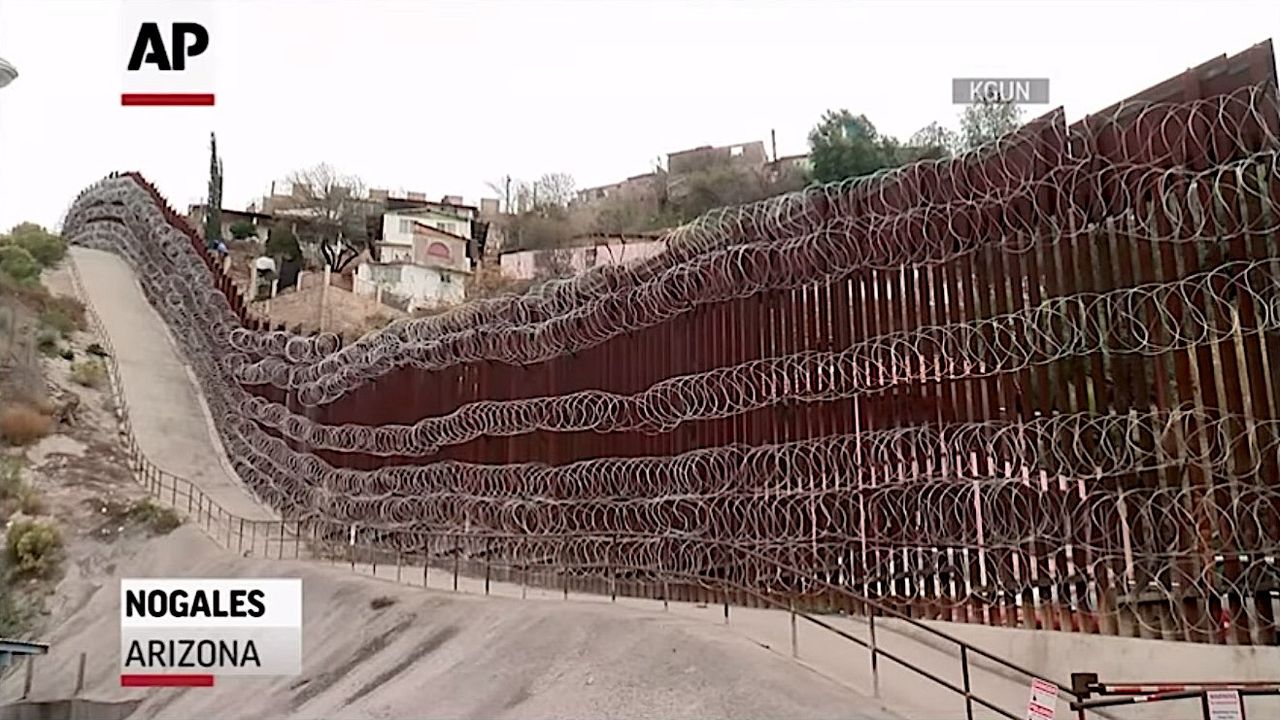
[120,93,216,106]
[120,674,215,687]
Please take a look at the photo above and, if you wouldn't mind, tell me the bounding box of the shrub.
[127,498,182,535]
[0,588,27,637]
[36,329,60,356]
[229,221,257,240]
[46,296,85,332]
[5,518,62,577]
[87,342,108,357]
[0,404,53,445]
[0,268,50,310]
[0,245,39,283]
[41,307,77,337]
[70,360,106,388]
[0,457,21,500]
[59,347,74,361]
[2,222,66,268]
[17,486,43,515]
[265,227,301,261]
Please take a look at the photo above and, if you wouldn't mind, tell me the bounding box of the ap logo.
[119,1,219,106]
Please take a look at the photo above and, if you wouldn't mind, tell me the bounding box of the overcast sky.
[0,0,1276,232]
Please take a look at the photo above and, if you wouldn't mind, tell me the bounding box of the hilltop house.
[499,232,667,281]
[354,205,477,311]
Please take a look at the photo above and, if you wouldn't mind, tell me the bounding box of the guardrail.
[62,250,1097,720]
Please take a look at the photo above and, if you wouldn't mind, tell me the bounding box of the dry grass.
[0,403,53,445]
[70,359,106,388]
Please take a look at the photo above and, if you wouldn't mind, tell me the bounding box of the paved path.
[70,246,275,521]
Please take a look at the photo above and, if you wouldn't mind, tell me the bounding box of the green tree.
[907,122,961,160]
[1,222,65,267]
[959,99,1024,150]
[808,110,904,183]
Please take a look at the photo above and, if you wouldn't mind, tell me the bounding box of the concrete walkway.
[70,246,275,521]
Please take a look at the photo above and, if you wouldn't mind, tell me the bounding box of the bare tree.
[534,172,576,209]
[510,172,577,214]
[282,163,375,272]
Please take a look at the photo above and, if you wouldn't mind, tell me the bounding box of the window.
[730,145,744,157]
[398,218,413,234]
[585,248,598,266]
[439,272,452,284]
[436,222,449,233]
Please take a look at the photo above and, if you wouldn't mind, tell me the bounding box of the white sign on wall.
[1025,677,1058,720]
[1206,690,1245,720]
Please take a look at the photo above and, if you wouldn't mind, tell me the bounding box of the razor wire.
[60,81,1280,642]
[228,257,1280,455]
[64,85,1280,407]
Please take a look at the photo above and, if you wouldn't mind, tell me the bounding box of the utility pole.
[503,175,512,215]
[771,129,777,163]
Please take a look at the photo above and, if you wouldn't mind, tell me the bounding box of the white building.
[355,206,476,311]
[499,234,667,281]
[355,262,465,310]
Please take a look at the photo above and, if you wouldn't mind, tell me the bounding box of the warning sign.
[1206,690,1245,720]
[1026,678,1058,720]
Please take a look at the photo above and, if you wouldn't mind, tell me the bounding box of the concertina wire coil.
[60,81,1280,640]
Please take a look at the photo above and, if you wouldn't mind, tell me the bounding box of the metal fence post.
[22,657,33,699]
[396,551,403,583]
[869,611,880,698]
[609,535,617,603]
[960,645,974,720]
[277,522,284,560]
[452,549,459,592]
[295,520,301,558]
[484,539,491,596]
[790,599,798,658]
[723,579,730,624]
[74,652,86,696]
